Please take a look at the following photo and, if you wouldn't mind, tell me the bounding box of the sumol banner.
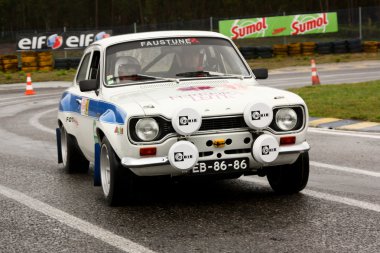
[219,12,338,39]
[16,30,112,51]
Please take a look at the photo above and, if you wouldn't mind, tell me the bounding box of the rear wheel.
[267,152,309,194]
[100,136,136,206]
[60,126,89,173]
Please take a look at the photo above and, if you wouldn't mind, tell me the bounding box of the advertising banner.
[16,30,112,51]
[219,12,338,39]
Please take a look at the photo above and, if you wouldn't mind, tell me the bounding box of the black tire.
[100,136,136,206]
[60,126,89,173]
[349,47,362,53]
[267,152,309,194]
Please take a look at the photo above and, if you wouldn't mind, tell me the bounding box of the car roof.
[91,30,230,48]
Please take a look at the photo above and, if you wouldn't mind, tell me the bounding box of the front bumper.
[121,141,310,176]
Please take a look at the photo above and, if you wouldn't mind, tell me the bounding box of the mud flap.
[94,143,101,186]
[56,128,63,164]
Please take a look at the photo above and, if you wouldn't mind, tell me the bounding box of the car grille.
[199,117,248,131]
[159,116,248,136]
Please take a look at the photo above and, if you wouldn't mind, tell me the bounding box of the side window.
[76,53,91,83]
[89,51,101,80]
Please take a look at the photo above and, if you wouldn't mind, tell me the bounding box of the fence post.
[210,17,213,31]
[134,22,137,33]
[64,26,67,59]
[359,6,362,40]
[283,12,287,45]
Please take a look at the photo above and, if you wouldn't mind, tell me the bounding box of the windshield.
[104,37,250,86]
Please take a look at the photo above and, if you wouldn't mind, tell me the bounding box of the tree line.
[0,0,379,31]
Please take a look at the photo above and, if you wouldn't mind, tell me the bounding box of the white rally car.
[57,31,310,205]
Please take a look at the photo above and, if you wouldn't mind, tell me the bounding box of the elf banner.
[219,12,338,39]
[17,30,112,51]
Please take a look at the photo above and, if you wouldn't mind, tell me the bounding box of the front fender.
[96,121,127,161]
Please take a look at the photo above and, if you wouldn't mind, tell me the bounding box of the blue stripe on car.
[59,92,127,124]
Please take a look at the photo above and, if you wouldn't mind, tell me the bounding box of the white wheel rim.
[61,127,67,166]
[100,144,111,197]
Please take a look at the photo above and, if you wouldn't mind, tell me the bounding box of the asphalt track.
[0,63,379,252]
[262,60,380,89]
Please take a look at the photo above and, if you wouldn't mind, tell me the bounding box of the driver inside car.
[179,46,205,72]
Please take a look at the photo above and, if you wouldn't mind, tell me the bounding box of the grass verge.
[288,80,380,122]
[0,69,76,84]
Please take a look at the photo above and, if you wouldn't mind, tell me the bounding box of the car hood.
[108,79,305,118]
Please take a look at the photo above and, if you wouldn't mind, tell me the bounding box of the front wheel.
[60,126,89,173]
[100,136,136,206]
[266,152,309,194]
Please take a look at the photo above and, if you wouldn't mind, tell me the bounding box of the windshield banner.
[16,30,112,51]
[219,12,338,39]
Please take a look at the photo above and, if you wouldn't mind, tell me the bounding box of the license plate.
[192,158,249,175]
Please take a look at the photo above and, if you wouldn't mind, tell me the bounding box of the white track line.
[303,189,380,213]
[311,161,380,178]
[0,184,156,253]
[240,177,380,213]
[29,108,57,135]
[308,128,380,139]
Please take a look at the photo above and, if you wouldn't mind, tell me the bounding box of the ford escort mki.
[57,31,310,205]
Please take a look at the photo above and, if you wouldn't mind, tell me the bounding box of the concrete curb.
[309,117,380,133]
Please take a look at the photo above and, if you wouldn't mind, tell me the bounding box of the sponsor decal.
[93,120,99,143]
[291,13,328,35]
[17,30,112,51]
[251,111,269,120]
[66,116,79,126]
[231,18,268,40]
[272,27,286,35]
[140,38,199,48]
[262,145,277,155]
[80,98,90,116]
[178,116,198,126]
[177,86,214,91]
[170,91,239,101]
[106,75,115,85]
[219,83,248,90]
[95,31,110,41]
[174,152,193,162]
[114,126,124,135]
[47,34,63,49]
[219,12,338,39]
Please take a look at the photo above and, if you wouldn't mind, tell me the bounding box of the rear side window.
[76,53,91,83]
[89,51,101,80]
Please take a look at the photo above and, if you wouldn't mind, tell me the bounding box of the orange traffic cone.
[25,73,36,95]
[311,59,320,85]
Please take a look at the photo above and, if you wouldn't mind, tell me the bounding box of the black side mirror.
[252,68,268,79]
[79,79,98,92]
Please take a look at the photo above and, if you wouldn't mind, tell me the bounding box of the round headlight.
[135,118,159,141]
[275,108,297,131]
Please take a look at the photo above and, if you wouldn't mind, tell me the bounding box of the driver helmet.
[114,56,141,80]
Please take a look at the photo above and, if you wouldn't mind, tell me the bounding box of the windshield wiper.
[112,74,178,83]
[176,71,244,79]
